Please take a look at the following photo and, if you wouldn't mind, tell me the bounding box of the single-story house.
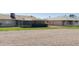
[0,14,15,27]
[0,14,47,27]
[0,14,79,27]
[45,15,79,26]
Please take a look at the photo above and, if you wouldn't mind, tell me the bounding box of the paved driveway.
[0,29,79,46]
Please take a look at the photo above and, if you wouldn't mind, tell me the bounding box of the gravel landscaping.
[0,29,79,46]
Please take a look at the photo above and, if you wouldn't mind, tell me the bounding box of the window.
[0,23,2,25]
[75,21,78,23]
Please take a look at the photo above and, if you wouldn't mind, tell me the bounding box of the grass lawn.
[49,26,79,29]
[0,27,57,31]
[0,26,79,31]
[63,26,79,28]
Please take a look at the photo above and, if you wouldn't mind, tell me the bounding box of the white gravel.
[0,29,79,46]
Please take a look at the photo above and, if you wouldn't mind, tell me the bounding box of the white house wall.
[0,20,16,27]
[73,21,79,25]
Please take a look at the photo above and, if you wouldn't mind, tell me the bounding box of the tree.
[69,14,76,18]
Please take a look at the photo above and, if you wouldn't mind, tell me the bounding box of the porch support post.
[62,20,65,26]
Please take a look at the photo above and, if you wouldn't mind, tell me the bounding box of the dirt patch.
[0,29,79,46]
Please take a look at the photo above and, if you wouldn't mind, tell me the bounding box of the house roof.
[1,14,79,21]
[15,15,37,20]
[46,16,79,21]
[0,14,37,20]
[0,14,10,19]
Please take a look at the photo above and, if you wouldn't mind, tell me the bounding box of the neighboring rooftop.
[46,14,79,20]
